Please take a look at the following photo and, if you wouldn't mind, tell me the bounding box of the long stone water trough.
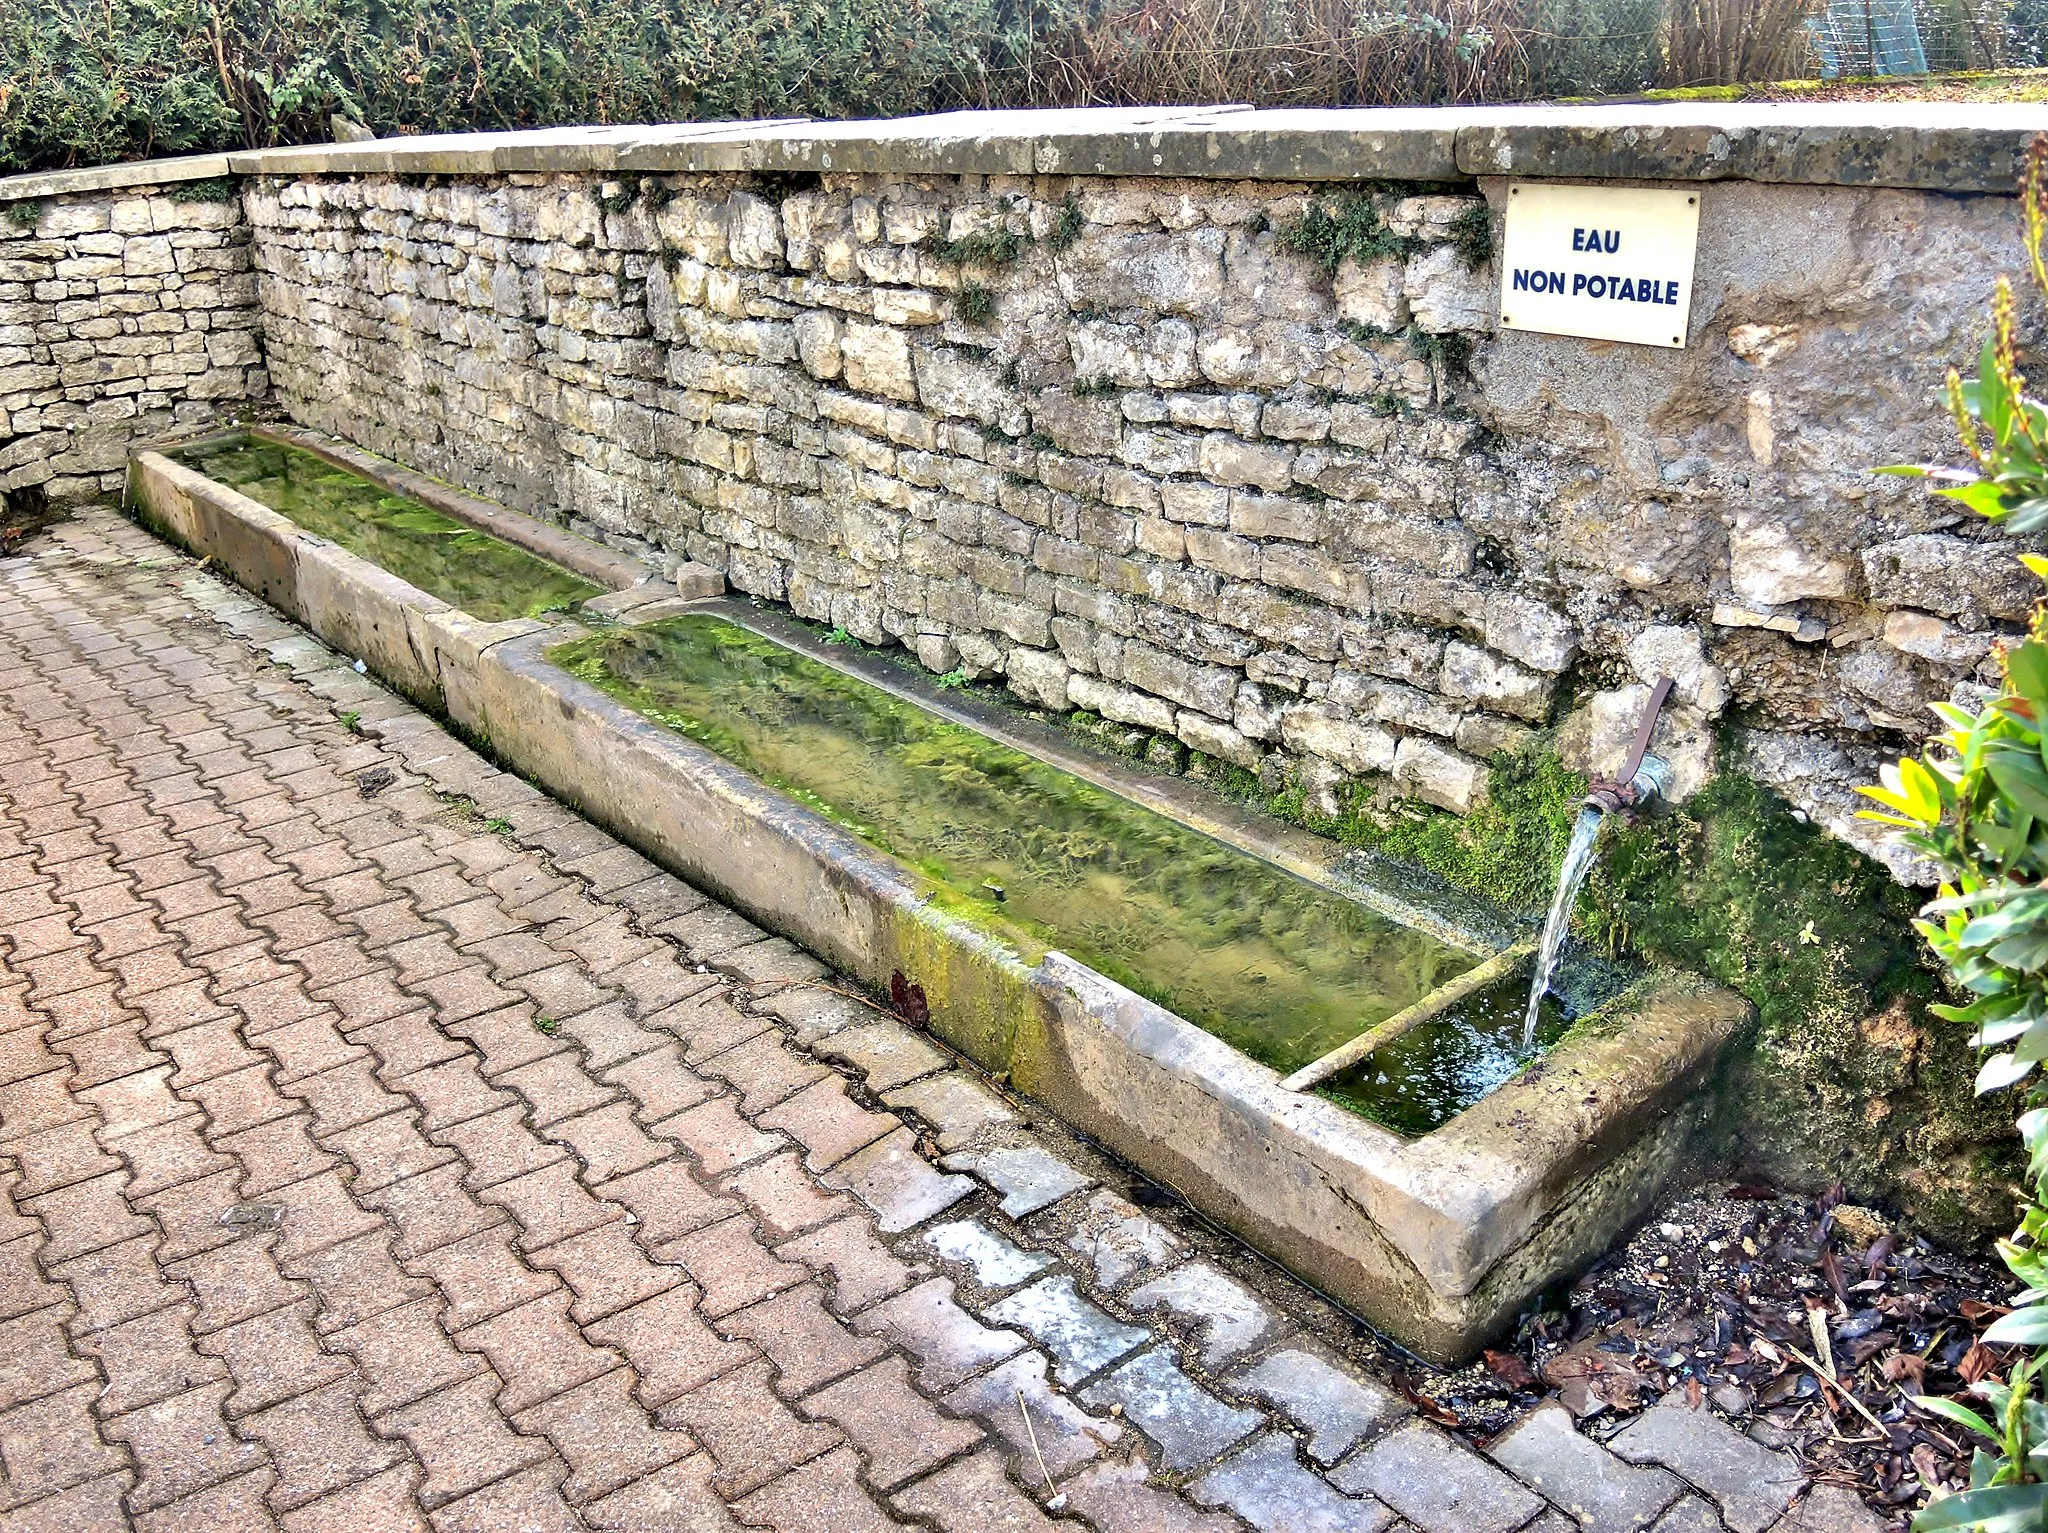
[128,429,1747,1363]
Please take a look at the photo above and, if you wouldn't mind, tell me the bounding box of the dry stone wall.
[244,163,2033,878]
[0,175,266,501]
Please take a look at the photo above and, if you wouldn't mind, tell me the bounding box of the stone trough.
[127,430,1747,1362]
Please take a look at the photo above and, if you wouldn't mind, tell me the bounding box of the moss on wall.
[1191,741,2021,1241]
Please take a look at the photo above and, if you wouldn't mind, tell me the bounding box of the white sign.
[1497,183,1701,350]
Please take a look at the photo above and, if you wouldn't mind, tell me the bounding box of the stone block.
[1230,1345,1408,1465]
[1607,1401,1806,1533]
[1487,1403,1682,1533]
[1079,1349,1260,1472]
[1125,1260,1284,1369]
[1333,1420,1545,1533]
[984,1274,1149,1384]
[1191,1432,1395,1533]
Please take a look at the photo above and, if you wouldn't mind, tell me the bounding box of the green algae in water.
[552,614,1519,1125]
[174,438,602,623]
[1319,985,1569,1136]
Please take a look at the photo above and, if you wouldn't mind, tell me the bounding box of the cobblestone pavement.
[0,509,1883,1533]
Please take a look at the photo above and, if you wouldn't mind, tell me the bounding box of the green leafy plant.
[6,199,43,229]
[337,708,363,735]
[823,624,857,646]
[935,666,971,689]
[1277,189,1421,276]
[1860,135,2048,1532]
[921,225,1027,268]
[1048,193,1085,254]
[168,175,238,202]
[956,279,996,324]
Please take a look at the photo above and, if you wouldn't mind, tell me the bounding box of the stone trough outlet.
[128,430,1747,1362]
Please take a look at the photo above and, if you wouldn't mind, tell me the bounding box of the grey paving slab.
[852,1277,1027,1392]
[1489,1403,1683,1533]
[1231,1344,1410,1465]
[1080,1349,1262,1471]
[1333,1420,1547,1533]
[924,1219,1055,1290]
[885,1071,1020,1151]
[1191,1431,1397,1533]
[942,1349,1124,1480]
[985,1274,1149,1384]
[941,1142,1095,1218]
[823,1127,974,1233]
[1608,1403,1807,1533]
[1126,1259,1285,1369]
[1065,1190,1186,1290]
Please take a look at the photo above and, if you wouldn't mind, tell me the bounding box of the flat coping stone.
[1080,1348,1262,1471]
[1607,1402,1808,1533]
[939,1141,1094,1218]
[1190,1430,1396,1533]
[1229,1344,1410,1466]
[922,1218,1054,1290]
[1486,1402,1684,1533]
[983,1273,1149,1385]
[1331,1419,1548,1533]
[0,154,232,203]
[29,101,2031,199]
[1126,1259,1285,1370]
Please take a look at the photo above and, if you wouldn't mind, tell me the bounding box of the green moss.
[168,176,238,203]
[1277,190,1421,277]
[921,226,1027,268]
[955,280,995,325]
[1448,201,1493,269]
[6,199,44,230]
[1047,194,1085,255]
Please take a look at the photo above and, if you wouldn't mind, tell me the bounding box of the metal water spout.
[1521,676,1676,1054]
[1584,676,1675,817]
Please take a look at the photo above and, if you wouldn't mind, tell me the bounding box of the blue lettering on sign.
[1572,228,1621,253]
[1533,267,1683,307]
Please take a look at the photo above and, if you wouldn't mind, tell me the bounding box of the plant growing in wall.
[1859,134,2048,1532]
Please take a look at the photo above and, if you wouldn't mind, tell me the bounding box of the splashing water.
[1523,804,1607,1054]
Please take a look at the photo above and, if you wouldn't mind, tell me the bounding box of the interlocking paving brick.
[853,1278,1026,1393]
[731,1444,901,1533]
[100,1380,269,1513]
[1126,1259,1286,1370]
[380,1374,553,1506]
[1080,1349,1261,1472]
[278,1464,428,1533]
[813,1020,948,1094]
[477,1160,622,1251]
[939,1142,1094,1219]
[893,1446,1062,1532]
[531,1220,686,1322]
[582,1452,732,1533]
[326,1296,488,1415]
[670,1215,809,1319]
[80,1303,230,1415]
[654,1096,785,1176]
[426,1463,582,1533]
[0,1384,132,1507]
[281,1229,433,1333]
[660,1357,843,1499]
[720,1285,888,1396]
[924,1219,1054,1291]
[599,1045,717,1124]
[587,1287,754,1410]
[824,1128,974,1234]
[401,1226,557,1331]
[132,1466,278,1533]
[454,1290,619,1414]
[0,1305,98,1410]
[1190,1430,1396,1533]
[1231,1344,1410,1465]
[1607,1401,1808,1533]
[755,1076,896,1171]
[1490,1403,1684,1533]
[514,1369,700,1504]
[941,1349,1123,1480]
[985,1274,1150,1384]
[1332,1420,1548,1533]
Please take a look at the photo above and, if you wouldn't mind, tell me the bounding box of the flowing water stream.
[1523,803,1606,1054]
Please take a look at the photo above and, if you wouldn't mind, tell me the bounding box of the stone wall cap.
[18,101,2048,198]
[0,152,232,204]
